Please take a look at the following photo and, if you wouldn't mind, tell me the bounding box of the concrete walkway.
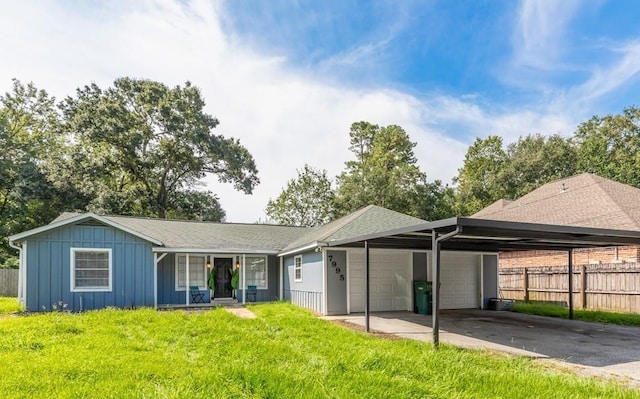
[323,310,640,387]
[224,306,256,319]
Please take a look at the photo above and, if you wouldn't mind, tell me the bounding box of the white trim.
[153,247,278,255]
[279,257,284,300]
[154,253,158,309]
[346,249,350,314]
[10,213,162,245]
[185,254,190,305]
[70,247,113,292]
[293,255,303,282]
[322,249,327,315]
[241,254,246,304]
[22,241,27,307]
[18,245,23,304]
[174,254,207,291]
[278,242,326,257]
[479,255,484,310]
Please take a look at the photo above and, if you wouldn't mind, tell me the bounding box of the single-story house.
[8,205,500,314]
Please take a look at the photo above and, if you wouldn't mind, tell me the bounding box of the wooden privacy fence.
[0,269,18,297]
[500,263,640,314]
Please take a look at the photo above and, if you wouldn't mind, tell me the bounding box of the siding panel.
[25,224,154,312]
[283,252,324,313]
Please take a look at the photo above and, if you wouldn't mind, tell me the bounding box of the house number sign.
[328,254,345,281]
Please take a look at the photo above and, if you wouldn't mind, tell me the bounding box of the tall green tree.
[0,79,70,264]
[453,135,507,215]
[501,134,577,200]
[574,107,640,187]
[336,122,426,217]
[56,78,259,220]
[454,134,577,215]
[411,180,456,221]
[265,164,336,226]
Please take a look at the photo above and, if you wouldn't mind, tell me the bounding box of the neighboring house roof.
[472,173,640,231]
[472,199,513,218]
[279,205,427,255]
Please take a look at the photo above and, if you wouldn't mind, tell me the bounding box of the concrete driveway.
[323,309,640,385]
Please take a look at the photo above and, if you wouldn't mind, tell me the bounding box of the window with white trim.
[294,255,302,282]
[245,256,268,289]
[71,248,112,292]
[175,255,206,290]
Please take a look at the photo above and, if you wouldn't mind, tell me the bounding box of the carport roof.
[324,216,640,252]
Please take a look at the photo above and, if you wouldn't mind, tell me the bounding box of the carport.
[325,216,640,346]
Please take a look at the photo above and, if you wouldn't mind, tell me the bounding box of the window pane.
[294,256,302,281]
[74,250,109,289]
[245,256,267,289]
[177,256,205,288]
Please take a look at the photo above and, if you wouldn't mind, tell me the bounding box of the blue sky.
[1,0,640,222]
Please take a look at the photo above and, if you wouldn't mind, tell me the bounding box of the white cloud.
[513,0,581,70]
[0,0,580,223]
[569,40,640,104]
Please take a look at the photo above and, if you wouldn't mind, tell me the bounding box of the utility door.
[326,250,347,315]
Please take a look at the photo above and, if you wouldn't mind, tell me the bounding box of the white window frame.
[70,247,112,292]
[175,254,207,291]
[294,255,303,282]
[244,255,268,289]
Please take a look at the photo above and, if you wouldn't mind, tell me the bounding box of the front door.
[214,258,233,298]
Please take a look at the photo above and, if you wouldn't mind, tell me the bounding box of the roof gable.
[9,213,164,245]
[472,173,640,231]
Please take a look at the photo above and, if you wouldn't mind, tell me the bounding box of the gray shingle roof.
[472,173,640,231]
[50,206,426,254]
[53,212,308,253]
[279,205,427,254]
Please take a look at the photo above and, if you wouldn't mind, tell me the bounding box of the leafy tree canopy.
[574,106,640,187]
[0,80,69,263]
[55,77,259,220]
[265,165,336,227]
[336,122,427,217]
[454,134,576,215]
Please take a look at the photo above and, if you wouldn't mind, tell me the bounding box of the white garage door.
[349,249,411,312]
[440,252,479,309]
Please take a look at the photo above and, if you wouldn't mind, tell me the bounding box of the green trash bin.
[414,281,432,315]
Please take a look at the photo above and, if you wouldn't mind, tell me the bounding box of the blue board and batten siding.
[284,251,324,314]
[24,223,154,312]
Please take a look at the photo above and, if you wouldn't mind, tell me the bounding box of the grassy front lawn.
[0,302,637,398]
[0,297,22,315]
[510,302,640,326]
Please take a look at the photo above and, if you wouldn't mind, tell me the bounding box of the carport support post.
[568,250,573,320]
[431,231,441,347]
[364,240,370,333]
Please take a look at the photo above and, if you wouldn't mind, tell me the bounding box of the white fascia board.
[9,213,163,246]
[152,247,279,255]
[277,242,327,257]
